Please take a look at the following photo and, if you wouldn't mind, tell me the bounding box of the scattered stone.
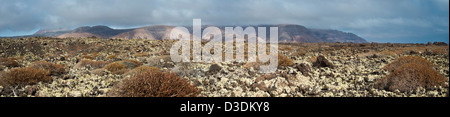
[313,55,334,68]
[206,64,222,75]
[295,63,312,76]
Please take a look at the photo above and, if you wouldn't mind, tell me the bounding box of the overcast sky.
[0,0,448,43]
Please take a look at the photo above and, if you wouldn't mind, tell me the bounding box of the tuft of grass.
[0,58,20,68]
[104,61,127,74]
[383,56,434,73]
[122,59,142,66]
[278,54,293,67]
[81,55,95,60]
[109,71,200,97]
[134,52,149,57]
[106,55,118,59]
[0,67,51,87]
[30,61,66,76]
[375,63,446,92]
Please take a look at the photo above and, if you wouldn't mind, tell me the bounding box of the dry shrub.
[280,46,293,51]
[375,63,446,92]
[0,58,20,68]
[122,59,142,66]
[30,61,66,76]
[378,50,398,57]
[308,56,318,63]
[0,67,51,87]
[74,60,110,69]
[104,62,127,74]
[109,71,200,97]
[383,56,434,73]
[430,47,449,55]
[292,50,307,57]
[134,52,149,57]
[91,52,99,57]
[125,66,160,76]
[278,54,293,67]
[106,55,117,59]
[81,55,95,60]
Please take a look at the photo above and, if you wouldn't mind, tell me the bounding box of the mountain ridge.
[25,24,368,43]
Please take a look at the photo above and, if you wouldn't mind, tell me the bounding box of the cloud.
[0,0,448,43]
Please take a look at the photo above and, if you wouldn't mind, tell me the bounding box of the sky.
[0,0,448,43]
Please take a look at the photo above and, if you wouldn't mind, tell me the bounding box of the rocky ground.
[0,37,448,97]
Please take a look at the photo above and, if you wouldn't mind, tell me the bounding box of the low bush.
[0,58,20,68]
[104,61,127,74]
[106,55,117,59]
[375,63,446,92]
[109,71,200,97]
[278,54,293,67]
[122,59,142,66]
[81,55,95,60]
[134,52,149,57]
[383,56,434,73]
[0,67,51,87]
[30,61,66,76]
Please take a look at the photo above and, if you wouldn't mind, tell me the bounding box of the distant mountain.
[111,25,174,39]
[28,24,368,43]
[57,25,132,38]
[33,28,71,37]
[309,29,367,43]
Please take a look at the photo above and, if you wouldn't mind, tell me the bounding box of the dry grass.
[375,63,446,92]
[122,59,142,66]
[134,52,149,57]
[30,61,66,76]
[81,55,95,60]
[278,54,293,67]
[109,71,200,97]
[0,67,51,87]
[383,56,434,73]
[291,49,307,57]
[430,46,449,55]
[378,50,398,57]
[106,55,118,59]
[104,61,128,74]
[0,58,20,68]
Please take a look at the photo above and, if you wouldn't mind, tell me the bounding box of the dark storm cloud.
[0,0,448,43]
